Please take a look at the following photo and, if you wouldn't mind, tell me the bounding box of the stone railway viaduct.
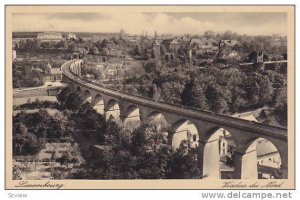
[61,59,288,179]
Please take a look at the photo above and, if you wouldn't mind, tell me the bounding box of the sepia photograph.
[5,5,295,189]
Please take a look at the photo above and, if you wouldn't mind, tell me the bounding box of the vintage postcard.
[5,5,295,189]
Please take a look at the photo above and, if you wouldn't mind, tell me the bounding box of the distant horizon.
[12,12,287,36]
[12,30,286,38]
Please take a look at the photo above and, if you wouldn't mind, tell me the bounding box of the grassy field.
[13,88,49,98]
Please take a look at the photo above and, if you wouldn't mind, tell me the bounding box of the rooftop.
[50,68,62,75]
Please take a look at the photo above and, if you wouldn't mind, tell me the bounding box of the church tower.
[255,51,265,71]
[152,30,160,59]
[257,51,264,63]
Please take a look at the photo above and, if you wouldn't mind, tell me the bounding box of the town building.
[67,33,77,40]
[171,121,199,151]
[44,63,62,82]
[119,28,125,39]
[95,62,123,80]
[189,38,219,54]
[152,40,161,59]
[256,138,282,179]
[123,35,139,44]
[220,39,239,47]
[219,112,282,179]
[170,39,180,52]
[219,135,235,159]
[70,49,87,60]
[256,139,281,168]
[106,68,117,76]
[219,113,259,178]
[12,50,17,60]
[37,32,63,42]
[257,51,264,63]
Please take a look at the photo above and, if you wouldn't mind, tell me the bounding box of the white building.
[67,33,77,40]
[221,39,239,47]
[12,50,17,60]
[171,120,199,150]
[256,139,281,169]
[219,135,235,159]
[44,63,62,82]
[37,32,63,42]
[106,68,116,76]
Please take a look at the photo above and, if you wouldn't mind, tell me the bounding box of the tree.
[136,148,170,179]
[89,46,99,55]
[248,51,258,63]
[257,75,273,106]
[13,123,28,155]
[101,39,110,48]
[81,65,102,79]
[68,42,77,52]
[40,42,51,49]
[57,87,83,111]
[143,59,161,73]
[282,53,287,60]
[231,87,247,112]
[13,165,22,180]
[101,47,110,56]
[12,63,44,88]
[103,119,130,147]
[75,102,106,139]
[205,84,229,113]
[160,81,184,104]
[56,87,71,108]
[13,123,40,155]
[181,80,208,110]
[144,121,167,153]
[167,142,201,179]
[56,40,68,49]
[243,75,260,108]
[131,125,148,153]
[273,89,287,126]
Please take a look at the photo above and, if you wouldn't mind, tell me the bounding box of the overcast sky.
[12,12,287,36]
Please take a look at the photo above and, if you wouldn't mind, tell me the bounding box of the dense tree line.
[16,38,78,52]
[13,63,44,88]
[81,63,103,79]
[13,109,75,156]
[56,87,83,111]
[123,60,287,125]
[66,105,201,179]
[15,36,129,57]
[14,98,60,110]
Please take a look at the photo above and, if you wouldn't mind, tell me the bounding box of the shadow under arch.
[146,111,168,125]
[105,98,120,121]
[123,104,141,129]
[93,94,104,115]
[170,119,199,151]
[83,89,92,103]
[144,111,169,144]
[202,127,235,179]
